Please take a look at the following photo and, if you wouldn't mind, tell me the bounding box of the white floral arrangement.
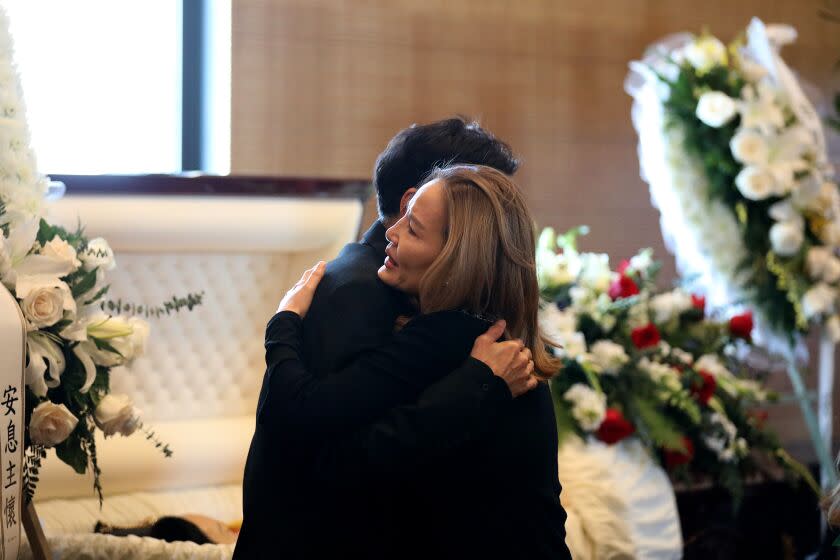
[0,7,197,504]
[626,18,839,355]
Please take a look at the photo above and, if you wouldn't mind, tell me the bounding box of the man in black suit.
[235,117,567,558]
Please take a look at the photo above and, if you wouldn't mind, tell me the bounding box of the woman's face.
[378,179,447,295]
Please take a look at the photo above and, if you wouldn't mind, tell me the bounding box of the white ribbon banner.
[0,285,25,559]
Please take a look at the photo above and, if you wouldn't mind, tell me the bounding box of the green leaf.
[84,285,110,305]
[55,430,88,475]
[71,268,99,298]
[36,219,68,246]
[630,395,685,451]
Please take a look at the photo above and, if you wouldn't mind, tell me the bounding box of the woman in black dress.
[262,164,570,559]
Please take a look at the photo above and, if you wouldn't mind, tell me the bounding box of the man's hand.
[277,261,326,318]
[470,320,538,398]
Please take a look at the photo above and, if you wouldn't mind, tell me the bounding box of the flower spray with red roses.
[538,226,815,503]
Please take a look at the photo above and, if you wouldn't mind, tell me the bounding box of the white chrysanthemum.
[539,304,577,337]
[802,283,836,319]
[769,221,804,257]
[694,354,733,380]
[637,357,682,392]
[730,129,769,165]
[696,91,737,128]
[553,331,587,360]
[649,289,693,323]
[671,347,695,365]
[563,384,607,431]
[585,340,629,375]
[735,166,776,200]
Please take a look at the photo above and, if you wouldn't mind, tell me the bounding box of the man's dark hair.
[372,117,519,219]
[94,516,212,545]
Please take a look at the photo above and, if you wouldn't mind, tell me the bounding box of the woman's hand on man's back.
[470,320,538,398]
[277,261,326,318]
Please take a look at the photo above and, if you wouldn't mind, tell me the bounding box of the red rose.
[664,437,695,469]
[729,311,753,340]
[631,323,661,349]
[608,275,640,301]
[617,259,631,275]
[691,294,705,315]
[690,370,717,405]
[596,408,635,444]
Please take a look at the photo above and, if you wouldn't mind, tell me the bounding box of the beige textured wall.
[232,0,840,461]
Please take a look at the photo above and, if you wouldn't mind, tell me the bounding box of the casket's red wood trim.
[50,174,371,201]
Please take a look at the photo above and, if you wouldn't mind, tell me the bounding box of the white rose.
[769,222,804,257]
[696,91,737,128]
[729,129,769,165]
[803,283,836,319]
[735,166,775,201]
[563,384,606,431]
[94,394,142,437]
[80,237,116,272]
[29,401,78,447]
[40,235,81,272]
[826,315,840,343]
[588,340,629,375]
[19,278,75,329]
[684,36,728,73]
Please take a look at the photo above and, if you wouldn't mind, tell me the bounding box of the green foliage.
[100,292,206,319]
[22,445,46,504]
[629,394,686,451]
[55,429,87,475]
[69,267,99,298]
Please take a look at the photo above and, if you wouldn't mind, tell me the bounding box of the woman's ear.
[398,188,418,218]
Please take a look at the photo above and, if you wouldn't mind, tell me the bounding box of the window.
[4,0,229,175]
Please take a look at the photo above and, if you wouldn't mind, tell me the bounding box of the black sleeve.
[300,270,403,375]
[311,355,510,488]
[259,310,511,446]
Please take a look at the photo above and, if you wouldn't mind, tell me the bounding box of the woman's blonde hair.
[417,164,561,379]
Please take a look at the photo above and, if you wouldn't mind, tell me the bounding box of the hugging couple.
[235,117,573,559]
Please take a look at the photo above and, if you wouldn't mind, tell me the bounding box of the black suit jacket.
[235,222,570,559]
